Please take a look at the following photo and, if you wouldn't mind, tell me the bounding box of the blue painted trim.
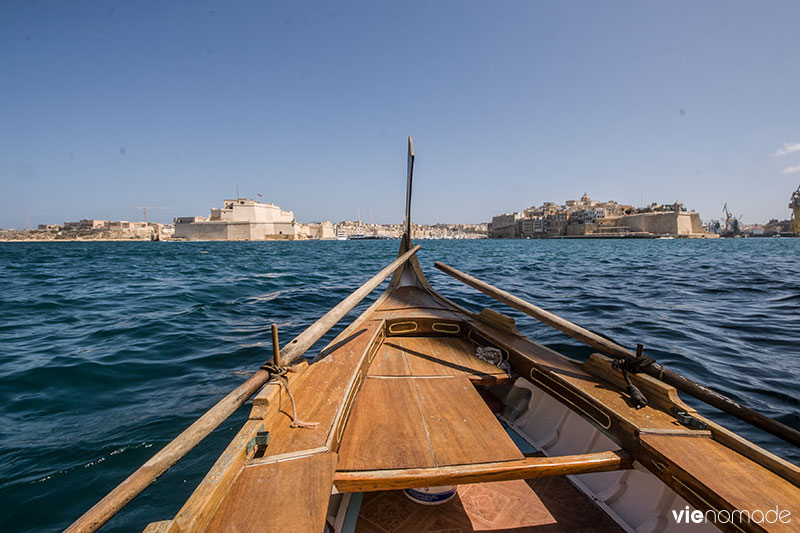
[341,492,363,533]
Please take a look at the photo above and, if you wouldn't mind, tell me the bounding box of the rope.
[612,346,654,410]
[612,355,655,373]
[260,362,319,430]
[476,346,511,378]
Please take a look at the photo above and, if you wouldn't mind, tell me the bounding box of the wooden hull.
[145,248,800,533]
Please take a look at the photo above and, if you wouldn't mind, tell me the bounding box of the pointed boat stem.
[434,261,800,448]
[66,245,421,533]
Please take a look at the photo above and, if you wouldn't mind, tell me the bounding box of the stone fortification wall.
[173,220,309,240]
[174,199,313,240]
[309,222,335,239]
[174,222,228,240]
[566,223,589,236]
[558,212,703,237]
[621,212,701,235]
[489,223,518,238]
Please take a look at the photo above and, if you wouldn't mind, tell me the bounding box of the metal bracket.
[671,408,708,430]
[246,425,270,458]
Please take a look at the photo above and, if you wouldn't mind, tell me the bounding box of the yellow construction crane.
[790,185,800,234]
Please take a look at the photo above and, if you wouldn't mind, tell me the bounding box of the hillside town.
[0,198,488,241]
[333,221,487,240]
[4,190,797,241]
[172,198,487,240]
[489,193,709,238]
[0,218,173,241]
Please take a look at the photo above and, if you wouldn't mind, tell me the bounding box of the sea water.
[1,239,797,531]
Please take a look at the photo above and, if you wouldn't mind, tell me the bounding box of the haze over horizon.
[2,1,799,228]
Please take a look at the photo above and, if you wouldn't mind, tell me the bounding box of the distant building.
[63,219,106,230]
[308,221,336,240]
[174,198,314,240]
[491,194,707,238]
[618,211,702,235]
[489,212,524,238]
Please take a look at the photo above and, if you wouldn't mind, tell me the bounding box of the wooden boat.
[71,139,799,533]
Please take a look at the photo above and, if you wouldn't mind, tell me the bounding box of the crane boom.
[136,206,173,224]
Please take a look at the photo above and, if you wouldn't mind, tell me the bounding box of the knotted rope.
[612,344,654,410]
[260,362,319,430]
[476,346,511,378]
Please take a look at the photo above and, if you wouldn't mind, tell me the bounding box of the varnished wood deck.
[337,375,523,471]
[205,452,337,533]
[367,336,510,385]
[640,433,800,533]
[262,321,383,457]
[378,286,450,310]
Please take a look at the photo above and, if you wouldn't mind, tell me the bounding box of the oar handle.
[67,245,421,533]
[434,261,800,448]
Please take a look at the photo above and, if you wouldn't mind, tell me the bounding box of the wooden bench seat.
[336,375,523,471]
[367,336,510,385]
[205,452,336,533]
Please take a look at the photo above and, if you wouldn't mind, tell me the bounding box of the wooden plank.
[366,341,411,377]
[413,376,523,466]
[402,336,507,378]
[334,450,632,493]
[465,373,511,386]
[371,308,462,321]
[264,322,382,457]
[336,377,435,471]
[378,286,448,310]
[325,324,385,452]
[143,520,179,533]
[205,452,337,533]
[399,338,463,377]
[247,447,329,467]
[640,434,800,533]
[369,336,507,384]
[704,418,800,486]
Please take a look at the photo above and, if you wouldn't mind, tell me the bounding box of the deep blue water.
[1,239,798,532]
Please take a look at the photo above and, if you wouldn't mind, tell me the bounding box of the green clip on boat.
[69,139,799,533]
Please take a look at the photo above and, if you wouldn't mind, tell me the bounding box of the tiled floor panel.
[355,475,622,532]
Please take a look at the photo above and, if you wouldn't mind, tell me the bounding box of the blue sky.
[2,1,799,228]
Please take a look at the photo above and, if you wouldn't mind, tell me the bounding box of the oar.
[434,261,800,448]
[67,245,421,533]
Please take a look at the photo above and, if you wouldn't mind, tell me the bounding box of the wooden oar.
[66,245,421,533]
[334,449,632,492]
[435,261,800,448]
